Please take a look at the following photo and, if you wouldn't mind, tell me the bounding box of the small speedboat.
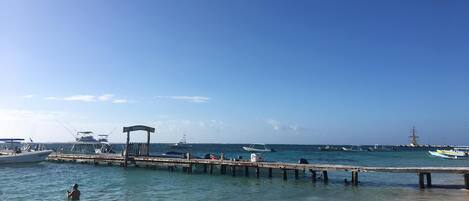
[428,151,457,159]
[0,138,53,164]
[430,146,469,159]
[0,150,53,164]
[242,144,275,152]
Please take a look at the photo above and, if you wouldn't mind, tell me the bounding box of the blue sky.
[1,0,468,144]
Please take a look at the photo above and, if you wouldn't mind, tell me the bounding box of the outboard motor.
[298,158,309,164]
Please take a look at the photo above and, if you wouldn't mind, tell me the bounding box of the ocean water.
[1,144,469,201]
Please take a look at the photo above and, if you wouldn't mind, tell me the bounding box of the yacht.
[70,131,113,154]
[168,134,192,149]
[242,143,275,152]
[0,138,53,164]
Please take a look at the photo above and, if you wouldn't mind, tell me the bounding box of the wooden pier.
[47,153,469,189]
[48,126,469,189]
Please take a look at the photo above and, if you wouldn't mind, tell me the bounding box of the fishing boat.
[242,143,275,152]
[168,134,192,149]
[0,138,53,164]
[70,131,113,154]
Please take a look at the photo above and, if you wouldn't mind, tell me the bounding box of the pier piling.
[322,171,328,182]
[351,171,358,185]
[220,165,226,174]
[231,166,236,177]
[245,166,249,177]
[419,173,425,188]
[294,169,299,179]
[268,168,273,178]
[188,164,193,174]
[426,173,432,187]
[256,167,260,178]
[464,174,469,190]
[310,170,317,182]
[283,169,288,180]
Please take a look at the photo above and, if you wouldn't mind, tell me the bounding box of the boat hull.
[0,150,53,164]
[242,147,273,152]
[436,149,466,157]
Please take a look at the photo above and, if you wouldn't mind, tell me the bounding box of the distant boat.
[429,146,469,159]
[341,146,363,152]
[169,134,192,149]
[0,138,53,164]
[318,145,342,151]
[242,144,275,152]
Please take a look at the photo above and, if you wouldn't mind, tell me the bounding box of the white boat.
[429,151,453,159]
[0,138,53,164]
[430,146,469,159]
[242,144,275,152]
[70,131,113,154]
[169,134,192,149]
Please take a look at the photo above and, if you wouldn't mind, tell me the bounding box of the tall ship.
[409,126,419,147]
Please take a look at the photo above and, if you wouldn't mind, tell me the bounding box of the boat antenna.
[107,127,117,135]
[55,120,78,139]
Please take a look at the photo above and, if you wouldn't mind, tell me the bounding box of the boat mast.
[409,126,419,147]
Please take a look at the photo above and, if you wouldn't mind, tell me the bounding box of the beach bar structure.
[48,153,469,190]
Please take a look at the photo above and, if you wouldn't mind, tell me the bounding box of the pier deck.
[47,153,469,189]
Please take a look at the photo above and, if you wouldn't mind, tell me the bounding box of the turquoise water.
[1,144,469,200]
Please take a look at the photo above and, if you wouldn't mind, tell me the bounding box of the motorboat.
[318,145,342,151]
[430,146,469,159]
[0,138,53,164]
[242,143,275,152]
[429,151,453,159]
[70,131,113,154]
[168,134,192,149]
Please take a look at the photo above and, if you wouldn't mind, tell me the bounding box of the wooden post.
[221,165,226,174]
[426,173,432,187]
[231,166,236,177]
[203,164,208,173]
[310,170,317,182]
[245,166,249,177]
[124,131,130,167]
[352,171,358,185]
[283,169,287,180]
[268,168,273,178]
[419,173,425,189]
[256,167,260,178]
[294,169,299,179]
[188,164,192,174]
[464,174,469,190]
[322,171,328,182]
[209,164,213,175]
[146,131,150,156]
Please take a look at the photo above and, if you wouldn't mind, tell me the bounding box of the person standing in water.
[67,184,80,200]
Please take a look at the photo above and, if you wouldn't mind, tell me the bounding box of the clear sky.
[1,0,468,145]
